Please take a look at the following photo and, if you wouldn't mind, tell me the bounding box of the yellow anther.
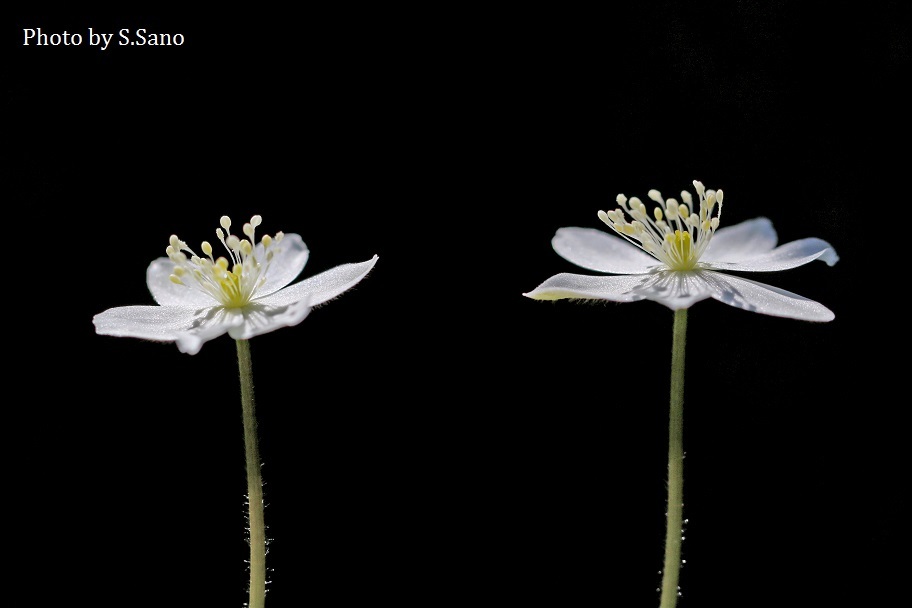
[262,235,273,248]
[654,207,664,221]
[220,216,232,230]
[173,267,186,277]
[169,274,183,285]
[678,204,689,218]
[216,257,229,270]
[251,215,263,227]
[243,223,255,238]
[201,241,213,256]
[240,240,253,256]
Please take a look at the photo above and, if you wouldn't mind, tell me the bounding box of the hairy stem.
[237,339,266,608]
[660,309,687,608]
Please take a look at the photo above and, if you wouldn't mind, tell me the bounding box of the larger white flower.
[94,215,378,354]
[524,181,838,321]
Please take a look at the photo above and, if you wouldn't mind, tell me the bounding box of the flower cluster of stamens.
[166,215,284,307]
[598,180,724,271]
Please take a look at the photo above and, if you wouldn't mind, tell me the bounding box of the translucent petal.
[227,300,312,340]
[632,270,717,310]
[701,217,778,262]
[147,258,219,307]
[704,238,839,272]
[707,271,835,321]
[93,305,244,355]
[523,272,649,302]
[256,255,378,307]
[525,270,720,310]
[552,227,659,274]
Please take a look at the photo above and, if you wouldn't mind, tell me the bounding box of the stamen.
[163,215,284,308]
[599,181,724,271]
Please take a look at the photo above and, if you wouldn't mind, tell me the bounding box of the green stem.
[237,339,266,608]
[660,309,687,608]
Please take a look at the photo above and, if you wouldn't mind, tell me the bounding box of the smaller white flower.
[94,215,378,354]
[524,180,838,321]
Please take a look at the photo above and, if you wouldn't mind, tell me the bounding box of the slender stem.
[237,339,266,608]
[660,309,688,608]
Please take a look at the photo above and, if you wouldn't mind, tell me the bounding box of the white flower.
[524,180,838,321]
[94,215,378,354]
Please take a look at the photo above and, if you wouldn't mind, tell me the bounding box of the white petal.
[253,233,310,297]
[227,300,312,340]
[93,305,244,355]
[701,217,778,262]
[552,227,659,273]
[147,258,219,307]
[256,255,378,307]
[524,270,718,310]
[632,270,717,310]
[523,273,648,302]
[704,238,839,272]
[706,271,835,321]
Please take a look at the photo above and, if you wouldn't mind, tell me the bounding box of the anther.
[647,189,664,204]
[220,216,232,230]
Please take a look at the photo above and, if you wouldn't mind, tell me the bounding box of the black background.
[4,3,909,607]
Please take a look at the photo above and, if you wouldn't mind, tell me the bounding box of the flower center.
[165,215,285,307]
[598,180,724,271]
